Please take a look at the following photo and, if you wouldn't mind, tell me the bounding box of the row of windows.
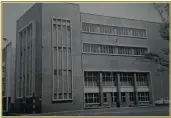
[82,22,147,38]
[54,69,72,76]
[53,47,71,53]
[19,23,33,49]
[52,18,72,101]
[18,75,32,97]
[18,22,34,98]
[84,72,149,87]
[83,43,148,56]
[53,93,72,100]
[84,92,150,104]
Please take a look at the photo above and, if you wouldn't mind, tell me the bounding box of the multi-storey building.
[2,41,15,113]
[15,3,169,113]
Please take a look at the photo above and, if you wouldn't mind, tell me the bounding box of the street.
[30,106,169,116]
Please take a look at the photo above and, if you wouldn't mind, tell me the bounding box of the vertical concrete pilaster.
[126,92,130,106]
[99,72,103,106]
[107,93,112,106]
[148,73,154,105]
[134,73,138,104]
[117,73,121,105]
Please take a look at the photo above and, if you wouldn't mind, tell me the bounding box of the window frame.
[82,22,147,39]
[83,43,148,57]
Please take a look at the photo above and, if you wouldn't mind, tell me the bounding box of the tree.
[135,3,169,72]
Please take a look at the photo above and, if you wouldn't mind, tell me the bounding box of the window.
[108,46,114,54]
[118,47,123,54]
[91,44,99,53]
[54,93,57,99]
[102,72,116,86]
[112,27,117,34]
[52,18,72,101]
[129,92,135,102]
[119,27,124,35]
[83,43,91,52]
[90,24,95,32]
[82,23,89,32]
[2,66,5,72]
[85,93,100,104]
[54,69,57,75]
[2,77,5,97]
[2,77,5,83]
[2,90,5,97]
[111,92,117,103]
[121,92,126,103]
[64,93,67,99]
[84,72,98,87]
[83,43,147,56]
[136,73,148,86]
[141,48,147,55]
[142,29,146,37]
[82,22,147,38]
[100,25,105,33]
[58,47,71,53]
[120,73,134,86]
[59,93,62,99]
[26,75,29,96]
[134,48,140,55]
[124,28,128,35]
[19,77,22,97]
[100,45,105,53]
[138,92,150,102]
[69,93,72,99]
[134,47,147,55]
[103,93,107,103]
[107,26,112,34]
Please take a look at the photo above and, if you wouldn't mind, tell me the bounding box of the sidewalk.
[6,105,165,116]
[22,105,158,116]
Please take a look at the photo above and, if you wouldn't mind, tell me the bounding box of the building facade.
[2,42,15,113]
[15,3,169,113]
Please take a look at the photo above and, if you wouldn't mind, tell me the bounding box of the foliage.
[135,3,169,71]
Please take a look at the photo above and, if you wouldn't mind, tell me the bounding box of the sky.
[2,3,163,48]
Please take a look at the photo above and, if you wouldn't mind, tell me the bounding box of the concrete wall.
[41,3,83,112]
[81,13,169,102]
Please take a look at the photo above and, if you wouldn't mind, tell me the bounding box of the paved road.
[32,106,169,116]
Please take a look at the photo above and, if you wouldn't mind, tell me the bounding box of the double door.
[103,92,131,107]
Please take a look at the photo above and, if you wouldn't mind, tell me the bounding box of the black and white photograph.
[2,2,170,116]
